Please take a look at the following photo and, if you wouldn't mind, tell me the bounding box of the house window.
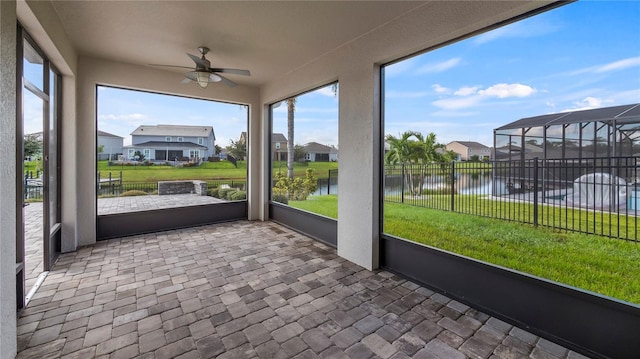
[189,149,200,158]
[197,137,203,145]
[275,142,281,150]
[178,137,184,142]
[128,149,135,159]
[143,149,150,159]
[165,136,171,142]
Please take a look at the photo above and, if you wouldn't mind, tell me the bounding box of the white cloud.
[432,84,451,94]
[315,86,339,97]
[454,86,479,96]
[566,56,640,76]
[478,83,537,98]
[417,58,461,74]
[595,57,640,73]
[560,97,614,112]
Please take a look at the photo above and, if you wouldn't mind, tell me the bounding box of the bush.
[224,190,237,200]
[230,191,247,200]
[207,188,219,197]
[273,192,288,204]
[271,168,318,202]
[120,190,148,197]
[218,187,234,199]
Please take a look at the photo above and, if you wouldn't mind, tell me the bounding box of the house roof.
[125,141,208,149]
[272,133,287,143]
[98,130,123,138]
[448,141,489,150]
[304,142,338,154]
[496,103,640,130]
[131,125,215,139]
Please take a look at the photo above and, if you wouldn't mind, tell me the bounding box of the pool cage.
[492,103,640,212]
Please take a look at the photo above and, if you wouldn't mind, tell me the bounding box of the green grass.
[396,194,638,240]
[290,194,640,303]
[289,195,338,218]
[97,160,337,183]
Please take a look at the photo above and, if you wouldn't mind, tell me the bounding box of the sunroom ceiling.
[45,1,559,88]
[49,1,426,87]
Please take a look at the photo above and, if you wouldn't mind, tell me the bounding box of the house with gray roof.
[125,124,215,161]
[97,130,124,160]
[303,142,338,162]
[446,141,491,161]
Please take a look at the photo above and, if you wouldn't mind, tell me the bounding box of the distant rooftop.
[98,130,123,138]
[496,103,640,130]
[131,125,215,139]
[448,141,489,149]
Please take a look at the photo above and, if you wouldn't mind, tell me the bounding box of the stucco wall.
[0,3,17,356]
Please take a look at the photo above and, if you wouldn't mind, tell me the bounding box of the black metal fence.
[24,171,43,201]
[315,169,338,195]
[385,157,639,241]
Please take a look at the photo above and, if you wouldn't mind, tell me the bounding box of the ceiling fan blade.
[184,71,198,81]
[216,74,237,88]
[187,53,208,68]
[149,64,194,70]
[210,68,251,76]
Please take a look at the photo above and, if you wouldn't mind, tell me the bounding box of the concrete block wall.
[158,180,207,196]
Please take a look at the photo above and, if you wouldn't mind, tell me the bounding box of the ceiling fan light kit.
[151,46,250,88]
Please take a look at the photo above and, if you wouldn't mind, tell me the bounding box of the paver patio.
[17,220,588,358]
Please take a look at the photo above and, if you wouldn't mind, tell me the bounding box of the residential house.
[446,141,491,161]
[97,130,123,160]
[125,124,215,161]
[240,131,287,161]
[303,142,338,162]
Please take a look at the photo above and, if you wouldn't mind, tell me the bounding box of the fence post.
[533,157,539,227]
[450,161,455,212]
[401,164,405,204]
[109,172,114,195]
[24,173,28,200]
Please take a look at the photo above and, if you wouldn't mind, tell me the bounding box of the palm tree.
[385,131,422,195]
[286,97,296,178]
[285,83,338,179]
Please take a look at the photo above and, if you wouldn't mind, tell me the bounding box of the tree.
[133,150,145,161]
[285,83,338,179]
[226,139,246,161]
[294,144,307,162]
[385,131,422,195]
[214,145,223,156]
[24,134,42,159]
[286,98,296,178]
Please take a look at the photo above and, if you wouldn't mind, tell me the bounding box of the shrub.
[224,190,237,200]
[150,190,158,195]
[207,188,219,197]
[230,191,247,200]
[218,187,234,199]
[120,190,148,197]
[272,192,288,204]
[272,168,318,202]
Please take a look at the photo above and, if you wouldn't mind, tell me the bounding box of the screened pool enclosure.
[492,104,640,213]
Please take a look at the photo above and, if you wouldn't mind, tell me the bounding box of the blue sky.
[24,1,639,149]
[384,1,640,146]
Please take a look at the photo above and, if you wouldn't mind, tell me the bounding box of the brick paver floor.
[24,202,44,291]
[98,194,225,215]
[16,221,589,359]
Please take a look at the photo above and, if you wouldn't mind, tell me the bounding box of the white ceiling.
[46,1,561,89]
[49,1,429,87]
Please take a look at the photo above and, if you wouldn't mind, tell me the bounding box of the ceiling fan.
[150,46,250,88]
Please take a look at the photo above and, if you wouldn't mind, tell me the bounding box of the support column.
[337,64,381,270]
[0,1,18,357]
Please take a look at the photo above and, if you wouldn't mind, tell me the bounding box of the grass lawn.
[289,194,640,304]
[97,160,338,183]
